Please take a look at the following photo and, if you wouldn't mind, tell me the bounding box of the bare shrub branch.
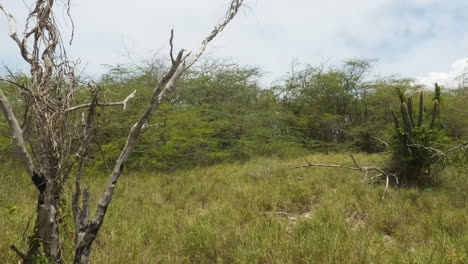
[66,90,136,112]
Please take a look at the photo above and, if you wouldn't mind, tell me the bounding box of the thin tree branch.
[66,90,136,112]
[169,29,175,64]
[0,88,35,176]
[372,136,389,149]
[10,245,26,260]
[184,0,244,69]
[293,162,385,174]
[345,152,361,169]
[293,155,394,200]
[446,142,468,154]
[0,3,33,63]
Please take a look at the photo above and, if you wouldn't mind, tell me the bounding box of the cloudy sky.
[0,0,467,87]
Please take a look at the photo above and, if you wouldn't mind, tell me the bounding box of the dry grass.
[1,153,467,263]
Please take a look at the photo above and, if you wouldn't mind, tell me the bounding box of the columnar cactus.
[390,84,444,185]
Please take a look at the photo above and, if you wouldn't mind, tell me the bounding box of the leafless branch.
[293,154,395,200]
[0,88,35,176]
[448,104,468,114]
[184,0,244,69]
[169,29,175,64]
[0,3,33,63]
[293,162,386,174]
[10,245,26,260]
[262,212,290,218]
[382,175,390,201]
[142,123,162,130]
[345,152,361,169]
[446,142,468,154]
[372,136,389,149]
[66,90,136,112]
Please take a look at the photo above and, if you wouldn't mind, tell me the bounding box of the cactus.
[434,82,441,103]
[390,84,445,185]
[417,91,424,127]
[430,100,439,129]
[407,96,415,126]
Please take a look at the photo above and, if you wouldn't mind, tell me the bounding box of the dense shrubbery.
[1,58,467,172]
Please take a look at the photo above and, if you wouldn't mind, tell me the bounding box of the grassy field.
[1,153,467,263]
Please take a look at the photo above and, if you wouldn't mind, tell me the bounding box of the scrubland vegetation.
[4,58,464,170]
[1,1,467,262]
[0,54,467,262]
[1,56,468,262]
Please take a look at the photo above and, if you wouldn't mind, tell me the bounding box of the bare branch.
[293,155,394,200]
[0,88,35,176]
[10,245,26,260]
[0,3,33,63]
[66,90,136,112]
[169,29,175,64]
[372,136,389,149]
[381,175,390,201]
[448,104,468,114]
[184,0,244,69]
[294,154,387,175]
[446,142,468,154]
[293,162,385,174]
[142,123,161,130]
[262,212,290,218]
[345,152,361,169]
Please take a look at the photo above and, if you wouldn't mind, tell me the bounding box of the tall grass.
[1,154,467,263]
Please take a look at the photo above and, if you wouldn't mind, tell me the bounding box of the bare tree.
[0,0,245,263]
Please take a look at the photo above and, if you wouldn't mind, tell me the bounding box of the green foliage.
[82,59,311,171]
[441,86,468,139]
[2,58,467,172]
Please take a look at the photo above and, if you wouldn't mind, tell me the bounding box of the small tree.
[0,0,244,263]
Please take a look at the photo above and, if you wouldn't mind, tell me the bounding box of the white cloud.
[0,0,467,85]
[416,58,468,88]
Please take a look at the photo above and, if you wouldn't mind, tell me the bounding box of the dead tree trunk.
[36,179,62,262]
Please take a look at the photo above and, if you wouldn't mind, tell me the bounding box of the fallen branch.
[345,152,361,169]
[262,212,289,218]
[446,142,468,154]
[293,160,386,175]
[448,104,468,114]
[293,154,396,200]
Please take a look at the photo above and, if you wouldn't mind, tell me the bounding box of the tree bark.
[37,180,62,263]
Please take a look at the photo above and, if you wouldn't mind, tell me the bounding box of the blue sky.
[0,0,467,87]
